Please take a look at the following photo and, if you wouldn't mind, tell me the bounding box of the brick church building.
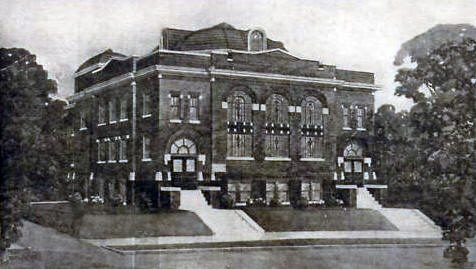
[67,23,386,208]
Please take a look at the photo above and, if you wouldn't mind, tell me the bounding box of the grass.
[243,207,398,232]
[78,210,213,239]
[27,202,213,239]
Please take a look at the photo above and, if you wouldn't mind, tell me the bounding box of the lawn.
[78,211,213,239]
[243,207,398,232]
[27,202,213,239]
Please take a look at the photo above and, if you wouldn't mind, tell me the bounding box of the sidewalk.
[84,229,442,248]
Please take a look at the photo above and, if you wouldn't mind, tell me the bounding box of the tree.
[0,48,64,262]
[392,31,476,262]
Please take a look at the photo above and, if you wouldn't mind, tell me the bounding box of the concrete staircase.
[379,208,441,234]
[357,187,440,235]
[356,187,382,209]
[179,190,264,236]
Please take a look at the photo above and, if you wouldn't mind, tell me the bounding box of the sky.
[1,0,475,111]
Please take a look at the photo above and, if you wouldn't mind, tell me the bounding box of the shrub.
[220,194,235,209]
[269,198,280,207]
[293,198,308,210]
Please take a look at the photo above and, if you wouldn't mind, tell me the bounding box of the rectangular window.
[98,142,106,162]
[109,100,116,123]
[354,161,363,173]
[120,98,127,120]
[356,107,364,129]
[173,159,183,172]
[98,101,105,124]
[143,92,151,116]
[265,135,289,157]
[108,141,116,161]
[189,96,198,121]
[186,159,195,172]
[80,111,87,129]
[344,161,352,172]
[119,140,127,160]
[343,106,349,128]
[170,95,181,119]
[142,136,150,159]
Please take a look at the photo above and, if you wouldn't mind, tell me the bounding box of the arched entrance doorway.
[170,138,198,189]
[343,141,363,185]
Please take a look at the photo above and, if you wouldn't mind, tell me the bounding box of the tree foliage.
[0,48,66,257]
[378,38,476,252]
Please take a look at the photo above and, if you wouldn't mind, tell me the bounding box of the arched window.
[226,91,253,158]
[249,30,266,51]
[171,138,197,155]
[343,142,362,158]
[300,97,324,158]
[301,96,322,126]
[265,94,289,158]
[233,96,245,122]
[343,142,363,173]
[266,94,288,124]
[227,91,252,122]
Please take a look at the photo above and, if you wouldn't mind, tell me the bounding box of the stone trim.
[300,157,325,162]
[264,157,291,161]
[336,184,358,189]
[210,68,380,91]
[364,184,388,189]
[226,156,255,161]
[161,187,181,191]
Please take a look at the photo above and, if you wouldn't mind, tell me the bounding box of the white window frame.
[109,100,117,124]
[142,136,151,161]
[142,92,151,117]
[108,141,117,163]
[120,97,128,121]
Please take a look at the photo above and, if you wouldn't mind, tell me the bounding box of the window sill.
[97,161,106,164]
[109,121,117,125]
[264,157,291,161]
[300,158,325,162]
[342,127,352,130]
[120,118,128,122]
[142,114,152,119]
[119,160,128,163]
[170,119,182,123]
[226,156,255,161]
[79,127,87,131]
[108,160,117,164]
[188,120,200,124]
[141,158,152,162]
[97,123,106,127]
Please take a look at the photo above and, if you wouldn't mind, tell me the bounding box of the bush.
[220,194,235,209]
[269,198,280,207]
[292,198,308,210]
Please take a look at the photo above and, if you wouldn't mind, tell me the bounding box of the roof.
[76,49,126,73]
[159,23,285,51]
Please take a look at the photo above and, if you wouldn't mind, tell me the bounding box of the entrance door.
[170,138,198,189]
[172,156,197,189]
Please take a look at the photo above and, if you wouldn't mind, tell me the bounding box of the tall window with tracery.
[301,96,324,158]
[265,94,289,158]
[226,91,253,157]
